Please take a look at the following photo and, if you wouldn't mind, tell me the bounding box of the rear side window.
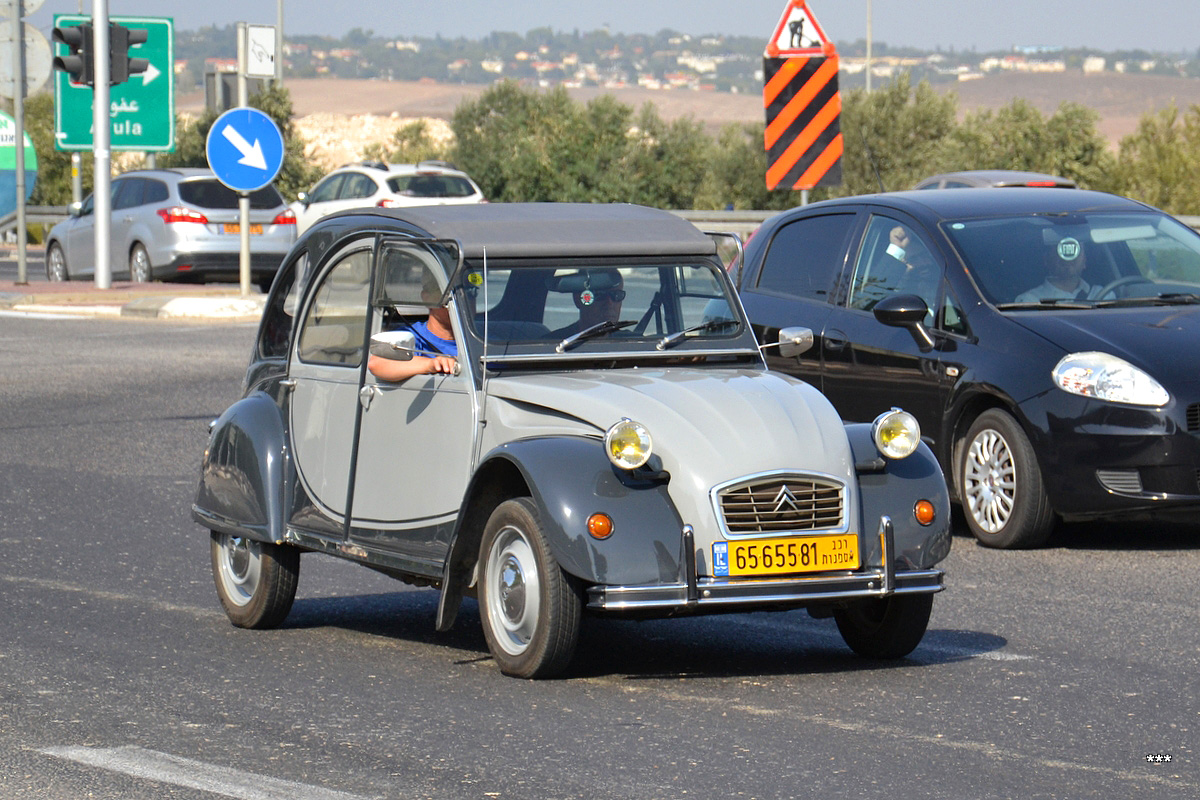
[296,249,371,366]
[388,174,477,198]
[178,179,284,210]
[144,180,169,203]
[755,213,856,302]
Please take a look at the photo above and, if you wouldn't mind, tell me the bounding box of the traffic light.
[110,24,149,85]
[52,22,94,87]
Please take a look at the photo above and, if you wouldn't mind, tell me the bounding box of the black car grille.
[1187,403,1200,433]
[719,477,844,534]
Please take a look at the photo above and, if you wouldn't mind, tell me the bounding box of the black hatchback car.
[737,188,1200,548]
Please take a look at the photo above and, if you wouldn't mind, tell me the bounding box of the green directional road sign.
[53,15,174,152]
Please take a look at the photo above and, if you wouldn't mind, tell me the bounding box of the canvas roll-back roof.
[337,202,718,260]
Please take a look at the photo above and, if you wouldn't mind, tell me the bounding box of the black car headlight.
[1053,352,1169,407]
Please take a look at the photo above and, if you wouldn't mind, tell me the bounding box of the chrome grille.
[719,477,843,534]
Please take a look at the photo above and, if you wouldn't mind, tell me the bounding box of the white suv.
[290,161,485,234]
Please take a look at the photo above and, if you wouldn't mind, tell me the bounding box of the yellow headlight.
[604,418,653,470]
[872,408,920,459]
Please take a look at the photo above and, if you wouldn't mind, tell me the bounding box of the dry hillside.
[181,73,1200,171]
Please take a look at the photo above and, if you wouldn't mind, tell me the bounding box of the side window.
[942,288,969,336]
[144,179,169,204]
[308,174,345,203]
[848,215,941,319]
[113,179,143,210]
[343,173,377,200]
[296,249,372,366]
[755,213,856,302]
[260,252,307,359]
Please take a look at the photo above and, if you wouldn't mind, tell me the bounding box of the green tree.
[14,92,95,206]
[949,98,1115,189]
[1112,104,1200,214]
[363,119,449,165]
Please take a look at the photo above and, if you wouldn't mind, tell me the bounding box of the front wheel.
[46,243,69,281]
[210,531,299,629]
[478,498,582,678]
[834,593,934,659]
[959,409,1055,549]
[130,243,153,283]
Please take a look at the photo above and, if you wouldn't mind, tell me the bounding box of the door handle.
[358,384,379,410]
[823,333,848,351]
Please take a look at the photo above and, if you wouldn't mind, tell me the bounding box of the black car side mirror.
[874,294,934,352]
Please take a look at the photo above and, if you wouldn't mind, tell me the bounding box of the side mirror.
[776,326,814,358]
[296,191,310,207]
[369,330,416,361]
[68,201,83,218]
[874,293,934,352]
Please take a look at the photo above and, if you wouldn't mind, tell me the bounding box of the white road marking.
[40,745,374,800]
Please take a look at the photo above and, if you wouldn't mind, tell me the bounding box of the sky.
[24,0,1200,54]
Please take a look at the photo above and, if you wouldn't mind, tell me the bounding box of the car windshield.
[464,261,744,354]
[943,211,1200,308]
[388,174,477,198]
[178,179,285,210]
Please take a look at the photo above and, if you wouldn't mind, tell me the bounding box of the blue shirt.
[409,320,457,357]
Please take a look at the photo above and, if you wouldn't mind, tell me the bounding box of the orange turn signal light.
[914,500,936,527]
[587,513,614,539]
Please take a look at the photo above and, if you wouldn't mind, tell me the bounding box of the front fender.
[191,391,290,544]
[435,436,685,631]
[845,423,952,570]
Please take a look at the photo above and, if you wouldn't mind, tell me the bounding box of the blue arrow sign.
[206,107,285,192]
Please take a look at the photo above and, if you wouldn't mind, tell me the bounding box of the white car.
[289,161,485,234]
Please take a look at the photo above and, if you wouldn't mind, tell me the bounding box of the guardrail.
[4,206,1200,241]
[0,206,70,237]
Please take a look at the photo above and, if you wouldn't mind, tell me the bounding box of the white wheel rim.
[216,535,262,607]
[132,248,150,281]
[484,525,540,656]
[49,249,66,280]
[964,429,1016,533]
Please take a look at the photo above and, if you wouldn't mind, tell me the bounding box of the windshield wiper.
[656,319,738,350]
[555,319,638,352]
[996,299,1094,310]
[1097,293,1200,307]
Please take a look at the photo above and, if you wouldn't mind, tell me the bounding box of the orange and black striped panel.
[763,55,843,191]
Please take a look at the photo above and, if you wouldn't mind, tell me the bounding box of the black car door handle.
[824,333,847,351]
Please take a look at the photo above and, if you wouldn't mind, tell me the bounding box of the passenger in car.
[549,268,626,338]
[1014,235,1100,303]
[368,272,459,381]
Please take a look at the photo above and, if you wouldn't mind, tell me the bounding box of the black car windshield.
[941,211,1200,308]
[464,261,743,354]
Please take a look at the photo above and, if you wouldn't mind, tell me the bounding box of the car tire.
[833,593,933,659]
[210,531,299,629]
[478,498,582,679]
[46,243,69,281]
[959,409,1055,549]
[130,243,153,283]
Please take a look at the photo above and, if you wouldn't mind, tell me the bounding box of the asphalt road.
[1,315,1197,799]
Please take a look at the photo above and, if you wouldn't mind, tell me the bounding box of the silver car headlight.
[872,408,921,460]
[604,418,653,470]
[1053,352,1169,407]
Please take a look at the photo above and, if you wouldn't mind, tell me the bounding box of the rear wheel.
[478,498,582,678]
[130,243,153,283]
[834,593,934,659]
[46,243,69,281]
[210,531,299,628]
[959,409,1055,549]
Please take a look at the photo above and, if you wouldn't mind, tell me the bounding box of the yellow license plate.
[223,223,263,234]
[713,534,859,577]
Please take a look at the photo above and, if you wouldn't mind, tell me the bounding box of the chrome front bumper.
[586,515,945,613]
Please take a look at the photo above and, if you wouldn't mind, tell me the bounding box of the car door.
[295,172,347,232]
[288,237,374,532]
[820,211,949,432]
[351,239,476,560]
[109,177,143,277]
[739,209,861,390]
[64,193,98,279]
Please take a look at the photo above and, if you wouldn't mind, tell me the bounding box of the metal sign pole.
[92,0,111,288]
[12,0,27,284]
[236,21,250,297]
